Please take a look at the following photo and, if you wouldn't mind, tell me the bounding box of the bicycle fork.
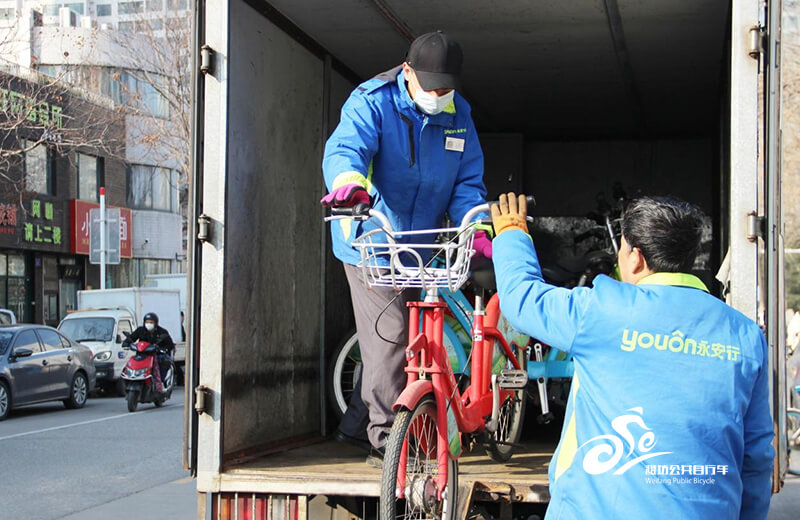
[398,299,454,502]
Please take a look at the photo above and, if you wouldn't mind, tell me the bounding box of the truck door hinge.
[746,211,765,242]
[200,44,214,76]
[748,25,764,60]
[197,214,211,243]
[195,385,211,415]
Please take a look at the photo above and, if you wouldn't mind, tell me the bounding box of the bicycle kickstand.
[534,342,554,424]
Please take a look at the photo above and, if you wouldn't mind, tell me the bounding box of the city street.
[0,392,195,520]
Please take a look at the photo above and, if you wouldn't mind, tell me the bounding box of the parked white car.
[0,309,17,325]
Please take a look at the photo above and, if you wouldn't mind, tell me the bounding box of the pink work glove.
[473,230,493,259]
[320,183,370,208]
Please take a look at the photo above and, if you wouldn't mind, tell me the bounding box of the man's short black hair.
[621,196,704,273]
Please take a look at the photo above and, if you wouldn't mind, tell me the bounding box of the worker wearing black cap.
[321,31,491,467]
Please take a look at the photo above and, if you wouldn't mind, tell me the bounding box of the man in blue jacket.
[321,31,490,465]
[491,193,774,519]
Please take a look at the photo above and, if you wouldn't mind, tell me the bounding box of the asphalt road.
[0,391,193,520]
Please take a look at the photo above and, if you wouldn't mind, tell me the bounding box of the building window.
[167,0,187,10]
[128,165,176,212]
[96,4,111,16]
[42,3,85,16]
[118,1,144,14]
[137,259,172,286]
[147,0,163,11]
[121,72,169,118]
[118,21,134,32]
[64,3,84,14]
[23,139,53,195]
[77,153,102,202]
[0,7,15,20]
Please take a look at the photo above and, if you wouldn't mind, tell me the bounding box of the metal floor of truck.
[221,439,553,503]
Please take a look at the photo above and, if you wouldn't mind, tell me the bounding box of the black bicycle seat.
[555,254,591,274]
[469,256,497,291]
[541,266,575,285]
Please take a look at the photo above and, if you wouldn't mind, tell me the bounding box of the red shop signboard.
[70,200,133,258]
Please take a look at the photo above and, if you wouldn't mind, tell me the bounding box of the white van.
[58,308,137,395]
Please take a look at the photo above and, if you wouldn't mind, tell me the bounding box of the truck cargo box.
[186,0,788,518]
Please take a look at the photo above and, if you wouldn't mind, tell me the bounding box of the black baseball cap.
[405,31,463,91]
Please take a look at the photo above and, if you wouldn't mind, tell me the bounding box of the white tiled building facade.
[0,0,189,32]
[0,0,189,283]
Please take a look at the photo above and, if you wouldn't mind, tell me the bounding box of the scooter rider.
[491,194,774,519]
[123,312,175,386]
[321,31,492,466]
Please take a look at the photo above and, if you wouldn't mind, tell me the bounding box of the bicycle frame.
[435,284,574,380]
[396,291,523,499]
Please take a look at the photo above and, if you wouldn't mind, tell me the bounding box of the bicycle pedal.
[497,370,528,389]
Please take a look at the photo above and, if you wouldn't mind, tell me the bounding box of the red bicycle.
[328,202,529,520]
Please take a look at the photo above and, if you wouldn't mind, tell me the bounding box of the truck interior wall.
[520,138,720,288]
[715,17,733,300]
[222,0,324,455]
[523,139,716,217]
[323,70,357,402]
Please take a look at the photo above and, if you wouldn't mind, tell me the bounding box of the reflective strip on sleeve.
[332,171,368,190]
[366,161,374,192]
[554,371,581,482]
[473,222,494,237]
[339,219,352,241]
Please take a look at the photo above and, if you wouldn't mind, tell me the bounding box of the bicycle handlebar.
[324,195,535,290]
[327,195,536,237]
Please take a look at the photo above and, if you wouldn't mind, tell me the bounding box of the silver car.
[0,325,96,420]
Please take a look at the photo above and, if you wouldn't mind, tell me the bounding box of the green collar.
[636,272,709,293]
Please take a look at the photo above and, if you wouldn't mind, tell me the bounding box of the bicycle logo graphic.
[580,407,671,475]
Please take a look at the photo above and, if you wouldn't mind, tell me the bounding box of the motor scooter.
[120,339,174,412]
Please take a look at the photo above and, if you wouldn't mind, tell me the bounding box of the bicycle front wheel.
[380,396,457,520]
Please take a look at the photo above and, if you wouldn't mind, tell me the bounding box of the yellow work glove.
[490,192,529,236]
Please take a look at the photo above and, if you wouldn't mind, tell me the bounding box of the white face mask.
[413,88,454,116]
[145,323,155,331]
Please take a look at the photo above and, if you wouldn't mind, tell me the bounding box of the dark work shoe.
[366,446,384,469]
[333,429,371,453]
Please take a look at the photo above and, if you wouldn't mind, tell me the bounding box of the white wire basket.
[351,226,477,291]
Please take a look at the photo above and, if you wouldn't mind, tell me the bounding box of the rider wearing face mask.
[321,31,491,465]
[123,312,176,385]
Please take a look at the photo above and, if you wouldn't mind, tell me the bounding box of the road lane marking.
[0,410,151,441]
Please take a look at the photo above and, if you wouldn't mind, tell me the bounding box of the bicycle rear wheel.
[328,330,361,418]
[485,315,527,462]
[380,396,457,520]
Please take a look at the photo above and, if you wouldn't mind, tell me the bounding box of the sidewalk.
[60,475,196,520]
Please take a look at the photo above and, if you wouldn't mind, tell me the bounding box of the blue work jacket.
[493,230,774,520]
[322,66,486,265]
